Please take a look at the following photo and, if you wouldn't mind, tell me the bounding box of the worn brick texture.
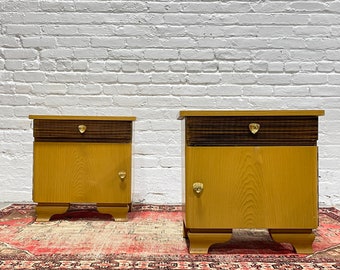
[0,0,339,206]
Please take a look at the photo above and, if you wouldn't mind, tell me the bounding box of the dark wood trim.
[185,116,319,146]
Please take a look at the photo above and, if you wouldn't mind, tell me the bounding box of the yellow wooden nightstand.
[29,115,136,222]
[179,110,324,254]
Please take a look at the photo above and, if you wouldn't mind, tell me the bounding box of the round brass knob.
[193,182,203,194]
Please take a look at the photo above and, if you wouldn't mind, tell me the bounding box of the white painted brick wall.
[0,0,339,207]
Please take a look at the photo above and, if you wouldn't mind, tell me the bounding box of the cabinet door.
[33,142,131,203]
[185,146,318,229]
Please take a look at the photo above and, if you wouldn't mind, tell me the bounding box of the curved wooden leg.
[187,230,233,254]
[269,229,315,254]
[183,222,189,238]
[97,204,129,221]
[35,203,69,222]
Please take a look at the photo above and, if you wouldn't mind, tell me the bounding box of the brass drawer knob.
[118,171,127,181]
[193,182,203,194]
[78,124,87,134]
[249,123,260,134]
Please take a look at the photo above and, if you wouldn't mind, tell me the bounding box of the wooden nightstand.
[29,115,136,222]
[179,110,324,254]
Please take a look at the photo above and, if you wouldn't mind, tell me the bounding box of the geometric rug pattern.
[0,204,339,269]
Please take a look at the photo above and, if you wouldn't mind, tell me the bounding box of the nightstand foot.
[183,222,189,238]
[97,204,129,221]
[187,230,232,254]
[35,203,69,222]
[269,229,315,254]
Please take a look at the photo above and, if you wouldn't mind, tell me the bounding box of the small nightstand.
[29,115,136,222]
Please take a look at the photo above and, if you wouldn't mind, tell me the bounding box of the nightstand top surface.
[29,115,136,121]
[178,110,324,119]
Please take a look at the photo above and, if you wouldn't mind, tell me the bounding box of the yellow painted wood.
[178,110,324,119]
[97,204,130,222]
[269,229,315,254]
[35,203,69,222]
[29,115,136,121]
[187,231,233,254]
[33,142,132,204]
[185,146,318,229]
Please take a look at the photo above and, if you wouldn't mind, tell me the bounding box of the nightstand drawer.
[185,116,319,146]
[33,119,132,143]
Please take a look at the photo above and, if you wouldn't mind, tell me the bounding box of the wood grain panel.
[33,119,132,143]
[184,146,318,229]
[33,142,131,203]
[186,116,319,146]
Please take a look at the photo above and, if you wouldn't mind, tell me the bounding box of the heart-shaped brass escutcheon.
[78,124,87,134]
[249,123,260,134]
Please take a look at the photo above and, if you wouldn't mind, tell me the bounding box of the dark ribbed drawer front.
[186,116,319,146]
[33,119,132,143]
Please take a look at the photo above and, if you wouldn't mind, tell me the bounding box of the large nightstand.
[179,110,324,254]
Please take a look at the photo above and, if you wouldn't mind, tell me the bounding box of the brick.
[243,86,273,96]
[0,36,20,48]
[57,60,73,71]
[207,85,242,96]
[85,73,118,83]
[274,86,309,97]
[144,49,178,60]
[310,86,340,96]
[74,49,108,59]
[294,26,330,37]
[14,71,45,82]
[154,62,170,71]
[151,73,186,84]
[290,2,327,12]
[235,61,252,72]
[215,49,251,60]
[328,74,340,85]
[73,60,88,71]
[46,72,82,83]
[22,37,56,48]
[147,2,181,13]
[221,73,257,84]
[122,61,138,73]
[3,49,38,59]
[40,49,73,59]
[91,37,125,48]
[187,73,220,84]
[138,85,172,96]
[40,1,75,12]
[32,83,67,95]
[179,49,214,61]
[57,37,90,48]
[117,73,150,84]
[170,62,186,72]
[137,61,153,72]
[108,49,144,60]
[5,60,24,71]
[257,74,291,85]
[292,73,328,84]
[172,85,207,96]
[103,84,138,95]
[180,96,216,107]
[268,62,283,72]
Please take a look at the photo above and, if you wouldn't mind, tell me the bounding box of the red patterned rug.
[0,204,339,269]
